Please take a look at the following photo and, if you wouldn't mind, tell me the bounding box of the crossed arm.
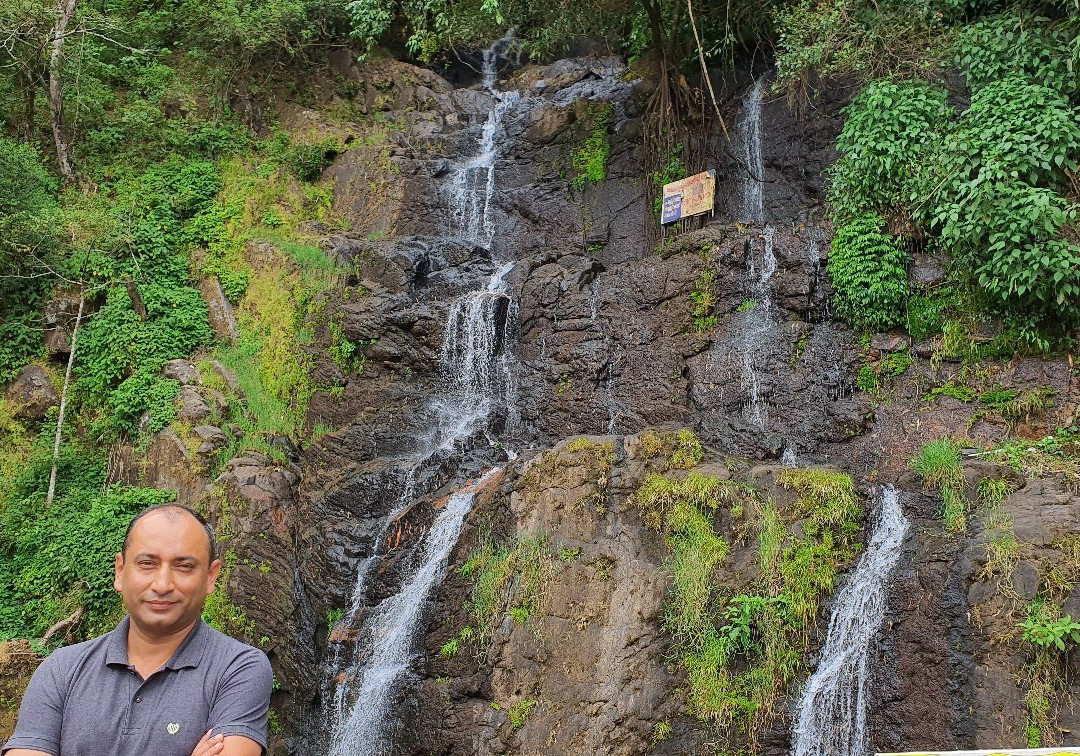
[4,731,262,756]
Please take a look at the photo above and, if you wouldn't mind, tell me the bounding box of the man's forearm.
[220,735,263,756]
[4,749,55,756]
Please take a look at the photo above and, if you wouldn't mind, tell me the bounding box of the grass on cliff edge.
[912,439,966,532]
[637,466,863,749]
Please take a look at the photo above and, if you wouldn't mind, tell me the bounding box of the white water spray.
[736,76,777,431]
[739,76,767,224]
[449,34,520,249]
[327,471,499,755]
[791,485,909,756]
[325,38,521,751]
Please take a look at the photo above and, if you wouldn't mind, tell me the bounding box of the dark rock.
[137,429,206,505]
[176,386,211,422]
[193,425,227,457]
[5,365,58,421]
[871,331,912,355]
[522,104,575,144]
[910,253,947,289]
[163,359,199,385]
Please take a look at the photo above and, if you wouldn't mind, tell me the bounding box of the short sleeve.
[2,654,67,755]
[206,647,273,753]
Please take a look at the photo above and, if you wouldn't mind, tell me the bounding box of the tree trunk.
[45,287,84,508]
[17,65,36,141]
[123,275,147,320]
[49,0,77,182]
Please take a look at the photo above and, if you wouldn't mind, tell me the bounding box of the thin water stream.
[736,75,778,432]
[791,486,910,756]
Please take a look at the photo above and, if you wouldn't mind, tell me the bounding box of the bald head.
[122,504,217,564]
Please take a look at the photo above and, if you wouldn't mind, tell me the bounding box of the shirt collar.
[104,616,208,671]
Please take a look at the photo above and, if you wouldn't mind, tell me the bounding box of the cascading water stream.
[791,485,910,756]
[323,34,521,754]
[739,76,767,225]
[327,470,500,755]
[736,76,778,431]
[449,33,520,250]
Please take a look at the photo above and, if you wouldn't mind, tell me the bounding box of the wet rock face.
[272,47,1080,756]
[874,465,1080,751]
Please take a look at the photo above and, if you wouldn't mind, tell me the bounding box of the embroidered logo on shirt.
[167,723,180,735]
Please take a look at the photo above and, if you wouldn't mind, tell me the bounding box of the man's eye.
[138,561,154,568]
[175,564,194,572]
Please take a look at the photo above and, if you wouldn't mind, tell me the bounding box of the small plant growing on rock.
[650,720,672,746]
[912,439,967,532]
[507,698,537,730]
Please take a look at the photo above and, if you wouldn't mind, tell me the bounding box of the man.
[3,504,273,756]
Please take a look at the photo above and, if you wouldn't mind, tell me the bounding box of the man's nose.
[149,565,174,594]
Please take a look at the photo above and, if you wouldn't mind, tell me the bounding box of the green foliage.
[667,429,704,470]
[460,530,549,644]
[0,138,60,380]
[652,144,684,217]
[829,80,951,223]
[439,636,460,657]
[690,268,718,333]
[917,76,1080,326]
[773,0,953,92]
[827,215,910,332]
[570,105,611,192]
[266,131,342,182]
[879,349,912,379]
[955,13,1079,96]
[507,698,537,729]
[906,291,951,341]
[1022,601,1080,652]
[912,439,967,531]
[776,467,862,544]
[643,466,862,742]
[0,441,175,641]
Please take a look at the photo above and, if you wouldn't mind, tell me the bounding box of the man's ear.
[113,553,124,592]
[206,558,222,594]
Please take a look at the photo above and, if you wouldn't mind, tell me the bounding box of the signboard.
[661,169,716,225]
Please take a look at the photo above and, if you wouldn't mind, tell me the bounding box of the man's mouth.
[146,600,176,611]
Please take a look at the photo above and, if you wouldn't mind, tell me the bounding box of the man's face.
[113,509,221,638]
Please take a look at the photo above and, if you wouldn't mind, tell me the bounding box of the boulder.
[192,425,227,457]
[139,429,204,505]
[40,288,82,358]
[5,365,59,421]
[176,386,212,422]
[162,359,199,385]
[198,277,239,345]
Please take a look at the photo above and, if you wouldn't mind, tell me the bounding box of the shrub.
[828,79,952,223]
[571,105,612,192]
[0,442,175,640]
[955,13,1078,95]
[915,77,1080,327]
[827,214,910,332]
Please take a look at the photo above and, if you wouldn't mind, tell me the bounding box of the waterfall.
[739,76,767,224]
[791,486,910,756]
[449,34,520,250]
[736,75,777,431]
[327,471,499,755]
[323,35,522,753]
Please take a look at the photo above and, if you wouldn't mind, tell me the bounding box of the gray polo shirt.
[3,616,272,756]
